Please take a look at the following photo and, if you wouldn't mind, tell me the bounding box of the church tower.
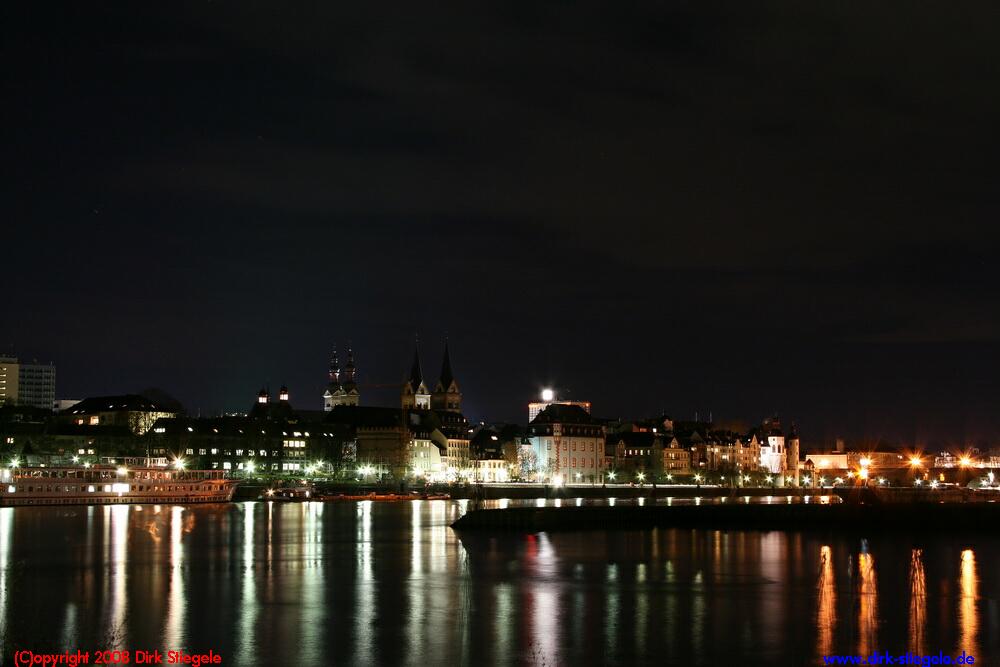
[323,345,360,411]
[339,346,360,406]
[432,341,462,412]
[322,347,340,411]
[401,346,431,409]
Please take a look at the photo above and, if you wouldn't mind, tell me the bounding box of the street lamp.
[637,472,646,483]
[665,473,673,482]
[173,458,186,470]
[607,471,617,481]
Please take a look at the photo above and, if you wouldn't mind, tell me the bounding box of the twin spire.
[328,345,357,386]
[324,344,360,410]
[405,340,461,412]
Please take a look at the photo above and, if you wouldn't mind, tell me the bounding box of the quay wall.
[451,502,1000,533]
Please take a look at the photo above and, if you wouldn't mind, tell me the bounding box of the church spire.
[343,345,356,385]
[439,340,455,390]
[329,346,340,384]
[409,346,423,391]
[432,340,462,412]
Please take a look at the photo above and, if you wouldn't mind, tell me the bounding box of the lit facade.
[528,404,605,482]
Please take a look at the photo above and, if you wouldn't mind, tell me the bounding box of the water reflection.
[816,545,836,657]
[0,501,996,666]
[959,549,979,657]
[163,506,185,648]
[107,505,129,649]
[299,502,324,664]
[857,543,878,657]
[909,549,926,656]
[355,501,374,665]
[0,507,12,665]
[237,502,257,665]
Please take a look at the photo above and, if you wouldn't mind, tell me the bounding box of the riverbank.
[235,481,819,501]
[451,502,1000,533]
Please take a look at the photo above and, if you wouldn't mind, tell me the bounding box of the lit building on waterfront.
[528,403,605,483]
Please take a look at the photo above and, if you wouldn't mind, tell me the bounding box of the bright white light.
[607,472,616,481]
[246,461,256,473]
[71,456,79,463]
[173,458,185,470]
[541,388,554,402]
[116,466,127,476]
[112,483,129,494]
[859,457,872,467]
[552,474,564,487]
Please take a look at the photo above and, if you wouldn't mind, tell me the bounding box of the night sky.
[5,2,1000,448]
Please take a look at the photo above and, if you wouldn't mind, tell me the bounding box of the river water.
[0,500,996,666]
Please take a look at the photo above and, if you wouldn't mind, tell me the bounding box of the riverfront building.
[528,403,606,483]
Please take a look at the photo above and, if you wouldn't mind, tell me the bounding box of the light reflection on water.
[0,500,994,666]
[909,548,926,656]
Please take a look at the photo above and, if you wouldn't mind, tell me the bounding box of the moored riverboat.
[0,465,238,506]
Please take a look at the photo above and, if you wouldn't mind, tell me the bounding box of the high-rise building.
[0,355,56,410]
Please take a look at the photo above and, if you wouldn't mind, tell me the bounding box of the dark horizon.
[6,2,1000,448]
